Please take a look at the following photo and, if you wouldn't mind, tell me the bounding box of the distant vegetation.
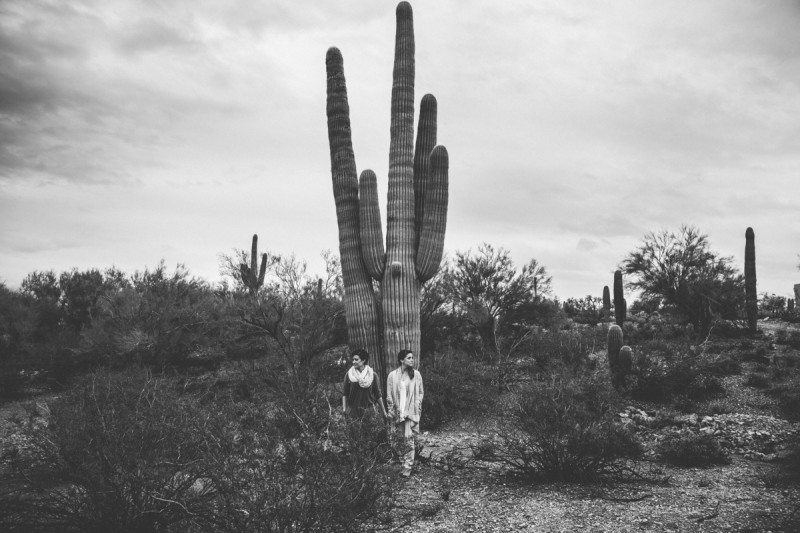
[2,229,799,530]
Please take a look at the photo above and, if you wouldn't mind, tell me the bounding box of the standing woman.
[386,349,424,477]
[342,349,388,419]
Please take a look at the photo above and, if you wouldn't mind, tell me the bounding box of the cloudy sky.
[1,0,799,299]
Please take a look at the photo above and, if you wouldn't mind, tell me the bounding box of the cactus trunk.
[325,2,448,377]
[382,2,420,366]
[744,227,757,332]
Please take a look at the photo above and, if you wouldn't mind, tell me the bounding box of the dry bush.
[480,370,642,483]
[0,368,397,532]
[421,349,495,430]
[657,433,730,467]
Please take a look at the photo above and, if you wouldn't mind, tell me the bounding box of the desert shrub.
[483,370,642,482]
[0,368,218,531]
[517,327,603,376]
[759,293,786,317]
[774,328,800,349]
[79,263,231,370]
[562,296,603,326]
[421,350,494,430]
[622,346,725,403]
[767,375,800,422]
[701,355,741,376]
[672,395,698,414]
[202,389,396,532]
[741,346,771,365]
[0,368,397,532]
[705,399,733,415]
[657,433,730,467]
[745,371,772,389]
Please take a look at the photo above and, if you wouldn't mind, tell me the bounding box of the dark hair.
[397,349,414,379]
[352,349,369,363]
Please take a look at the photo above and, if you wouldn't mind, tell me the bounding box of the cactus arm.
[416,145,449,283]
[413,93,438,251]
[359,169,386,280]
[257,253,268,286]
[325,46,383,374]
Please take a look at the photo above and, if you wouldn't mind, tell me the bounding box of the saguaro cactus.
[602,285,611,318]
[607,324,623,370]
[613,270,626,327]
[325,2,448,377]
[240,234,268,295]
[745,227,757,332]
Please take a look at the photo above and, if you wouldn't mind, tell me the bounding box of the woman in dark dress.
[342,349,388,418]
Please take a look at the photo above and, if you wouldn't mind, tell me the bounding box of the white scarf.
[347,364,374,388]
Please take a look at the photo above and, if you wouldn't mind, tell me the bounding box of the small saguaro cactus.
[613,270,627,327]
[607,324,623,372]
[618,346,633,374]
[325,2,449,377]
[240,234,268,295]
[745,227,757,332]
[602,285,611,318]
[793,284,800,306]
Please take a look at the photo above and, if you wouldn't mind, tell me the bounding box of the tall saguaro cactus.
[240,234,268,296]
[745,227,757,332]
[602,285,611,319]
[325,2,449,377]
[613,270,626,327]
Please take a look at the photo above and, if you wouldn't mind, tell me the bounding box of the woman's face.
[401,352,414,368]
[352,355,365,370]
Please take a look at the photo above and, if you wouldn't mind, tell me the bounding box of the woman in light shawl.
[342,349,388,418]
[386,349,424,477]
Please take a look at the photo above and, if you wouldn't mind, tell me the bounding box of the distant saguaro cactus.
[745,227,757,332]
[240,234,268,295]
[613,270,626,326]
[602,285,611,318]
[325,2,448,377]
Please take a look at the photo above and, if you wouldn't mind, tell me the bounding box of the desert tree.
[621,225,744,332]
[445,243,552,359]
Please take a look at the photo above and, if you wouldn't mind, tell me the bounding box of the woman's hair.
[397,349,414,379]
[352,348,369,363]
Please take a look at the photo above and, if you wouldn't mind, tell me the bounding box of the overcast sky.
[1,0,799,299]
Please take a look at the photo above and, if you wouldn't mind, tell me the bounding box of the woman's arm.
[342,375,349,412]
[385,371,395,414]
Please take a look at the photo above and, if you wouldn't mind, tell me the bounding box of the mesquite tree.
[744,227,757,332]
[325,2,449,377]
